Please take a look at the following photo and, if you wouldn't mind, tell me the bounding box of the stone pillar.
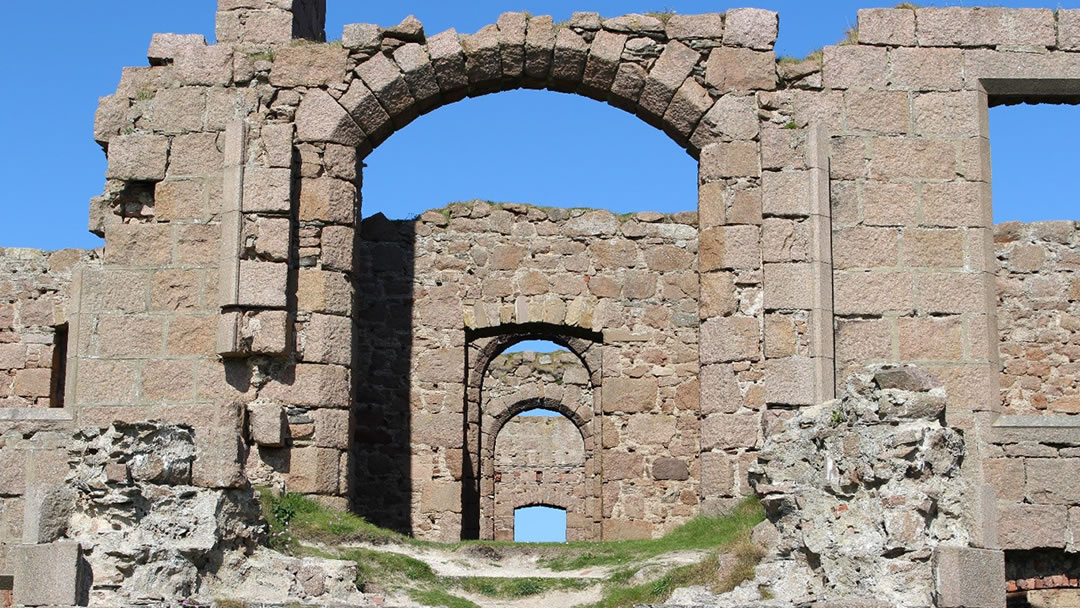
[760,122,834,409]
[697,138,765,513]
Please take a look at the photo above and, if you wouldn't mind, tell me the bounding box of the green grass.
[542,497,764,571]
[257,487,415,550]
[584,541,764,608]
[339,547,437,588]
[458,576,590,598]
[408,589,480,608]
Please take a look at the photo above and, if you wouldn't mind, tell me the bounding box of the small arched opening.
[492,403,585,542]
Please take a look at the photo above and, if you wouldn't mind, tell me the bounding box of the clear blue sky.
[1,1,1077,251]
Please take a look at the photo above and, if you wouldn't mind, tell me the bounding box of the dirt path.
[340,541,708,581]
[311,540,713,607]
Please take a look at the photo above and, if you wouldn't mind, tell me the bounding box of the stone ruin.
[3,0,1080,605]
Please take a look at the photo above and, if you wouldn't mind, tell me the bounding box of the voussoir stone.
[723,8,778,50]
[342,23,382,51]
[295,88,364,146]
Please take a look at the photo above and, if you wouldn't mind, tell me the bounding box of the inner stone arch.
[467,329,601,541]
[492,401,586,542]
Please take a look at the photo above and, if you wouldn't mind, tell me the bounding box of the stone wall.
[486,352,593,540]
[354,201,700,540]
[0,248,90,409]
[996,221,1080,415]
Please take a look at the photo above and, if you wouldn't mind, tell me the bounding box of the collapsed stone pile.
[56,421,365,606]
[666,365,976,608]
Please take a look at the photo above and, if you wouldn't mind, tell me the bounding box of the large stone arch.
[203,2,836,542]
[293,12,715,161]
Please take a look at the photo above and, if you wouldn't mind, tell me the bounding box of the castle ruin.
[2,1,1080,605]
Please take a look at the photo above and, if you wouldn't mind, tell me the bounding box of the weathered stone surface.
[934,546,1005,608]
[551,28,588,86]
[857,8,916,46]
[237,260,287,308]
[723,8,778,50]
[524,15,556,80]
[339,78,393,142]
[249,400,286,447]
[269,44,346,88]
[295,88,364,146]
[701,315,760,363]
[393,43,440,108]
[581,30,625,93]
[496,12,527,79]
[652,457,689,481]
[428,28,469,94]
[639,40,699,118]
[106,134,168,181]
[342,22,381,50]
[462,24,503,88]
[299,177,356,224]
[288,446,340,494]
[666,13,724,41]
[999,504,1067,549]
[12,541,85,606]
[916,7,1055,48]
[602,377,658,413]
[823,45,887,89]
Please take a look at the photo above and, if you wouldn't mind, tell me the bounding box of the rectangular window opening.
[513,505,566,543]
[49,324,68,409]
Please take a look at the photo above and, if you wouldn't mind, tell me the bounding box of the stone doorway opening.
[493,399,585,542]
[464,325,602,540]
[513,505,568,543]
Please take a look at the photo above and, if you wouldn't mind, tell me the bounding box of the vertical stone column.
[760,123,834,409]
[697,139,765,513]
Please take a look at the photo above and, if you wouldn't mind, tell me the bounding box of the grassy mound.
[255,488,766,608]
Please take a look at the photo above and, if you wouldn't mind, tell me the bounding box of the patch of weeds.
[543,496,764,571]
[645,9,677,24]
[214,600,246,608]
[458,577,590,598]
[783,121,798,129]
[839,26,858,46]
[587,541,764,608]
[715,540,765,594]
[408,589,480,608]
[258,488,416,547]
[830,409,846,427]
[246,50,275,62]
[894,2,919,9]
[135,86,155,101]
[340,547,437,589]
[778,49,823,65]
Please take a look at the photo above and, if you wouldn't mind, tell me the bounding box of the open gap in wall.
[989,103,1078,223]
[514,506,567,543]
[360,89,696,220]
[990,100,1080,415]
[500,340,571,417]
